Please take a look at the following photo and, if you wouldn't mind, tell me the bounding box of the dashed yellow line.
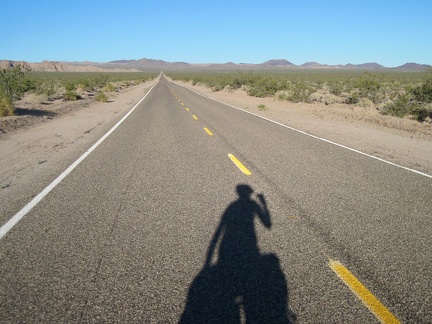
[185,107,190,111]
[192,115,198,120]
[181,103,185,106]
[228,154,252,175]
[329,260,401,324]
[204,127,213,136]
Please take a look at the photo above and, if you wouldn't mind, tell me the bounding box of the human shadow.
[180,184,296,323]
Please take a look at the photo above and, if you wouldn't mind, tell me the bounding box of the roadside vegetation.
[0,65,157,117]
[167,69,432,122]
[0,65,32,116]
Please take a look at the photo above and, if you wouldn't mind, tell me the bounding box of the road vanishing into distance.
[1,75,431,323]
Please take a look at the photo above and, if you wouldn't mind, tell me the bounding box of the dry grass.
[0,95,14,116]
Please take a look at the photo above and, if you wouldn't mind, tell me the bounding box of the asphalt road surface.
[1,75,431,323]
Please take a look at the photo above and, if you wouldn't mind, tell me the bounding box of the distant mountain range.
[1,58,430,72]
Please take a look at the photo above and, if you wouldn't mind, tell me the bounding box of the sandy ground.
[171,80,432,176]
[0,76,431,219]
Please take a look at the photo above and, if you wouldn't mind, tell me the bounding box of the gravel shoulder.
[171,80,432,176]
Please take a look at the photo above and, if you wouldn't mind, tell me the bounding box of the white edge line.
[175,82,432,180]
[0,82,158,240]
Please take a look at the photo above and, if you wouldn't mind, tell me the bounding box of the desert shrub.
[277,91,288,100]
[247,77,283,97]
[64,90,81,101]
[73,75,108,92]
[381,74,432,122]
[287,82,312,103]
[258,104,268,111]
[358,98,374,107]
[412,77,432,103]
[76,80,92,91]
[212,84,225,92]
[64,82,76,91]
[346,92,360,104]
[247,87,269,97]
[355,74,382,103]
[382,75,432,121]
[0,94,14,116]
[102,82,116,92]
[230,76,244,89]
[36,93,49,104]
[309,91,342,105]
[36,79,58,98]
[410,105,430,122]
[95,92,108,102]
[328,81,344,96]
[382,94,413,118]
[90,75,109,90]
[0,65,32,101]
[234,72,257,90]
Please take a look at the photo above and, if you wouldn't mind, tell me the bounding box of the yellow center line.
[228,154,252,175]
[192,115,198,120]
[204,127,213,136]
[185,107,190,111]
[329,260,401,324]
[181,103,185,106]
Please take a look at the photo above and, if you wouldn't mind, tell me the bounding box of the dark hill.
[260,59,295,67]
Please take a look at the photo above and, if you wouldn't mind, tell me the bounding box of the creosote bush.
[0,65,32,101]
[102,82,116,92]
[95,92,108,102]
[0,64,35,116]
[412,77,432,103]
[383,75,432,121]
[0,94,14,116]
[34,79,62,100]
[64,90,81,101]
[383,95,412,118]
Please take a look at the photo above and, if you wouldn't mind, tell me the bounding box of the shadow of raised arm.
[257,193,271,228]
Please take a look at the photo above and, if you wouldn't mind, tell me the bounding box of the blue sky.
[1,0,431,67]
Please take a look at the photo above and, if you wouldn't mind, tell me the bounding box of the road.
[1,75,431,323]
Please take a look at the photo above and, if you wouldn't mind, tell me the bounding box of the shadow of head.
[236,184,253,199]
